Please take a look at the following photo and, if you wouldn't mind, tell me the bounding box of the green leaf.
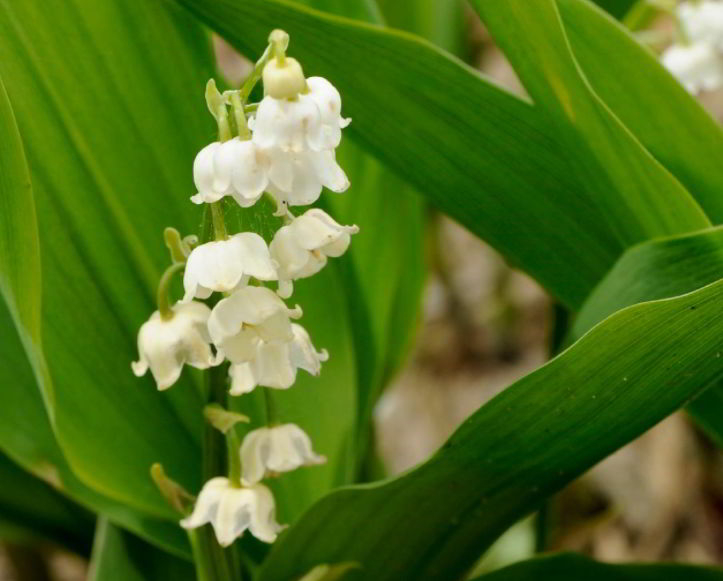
[88,519,195,581]
[257,277,723,581]
[557,0,723,223]
[173,0,628,308]
[0,67,193,556]
[570,226,723,445]
[377,0,466,54]
[0,73,40,349]
[291,0,383,22]
[0,0,213,519]
[472,552,723,581]
[591,0,636,18]
[471,0,709,245]
[0,452,93,554]
[0,298,192,558]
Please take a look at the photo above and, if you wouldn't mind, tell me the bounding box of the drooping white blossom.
[240,423,326,485]
[131,302,219,390]
[270,209,358,298]
[678,1,723,49]
[183,233,277,302]
[660,1,723,94]
[191,138,268,207]
[266,149,349,209]
[251,76,349,153]
[208,286,302,364]
[180,477,283,545]
[661,41,723,93]
[304,77,351,151]
[229,323,328,395]
[251,95,324,153]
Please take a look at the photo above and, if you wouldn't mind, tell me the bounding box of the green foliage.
[472,553,723,581]
[88,519,195,581]
[259,278,723,581]
[0,453,93,554]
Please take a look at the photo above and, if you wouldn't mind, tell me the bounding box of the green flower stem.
[264,388,279,427]
[157,262,185,321]
[230,92,251,140]
[188,363,241,581]
[227,427,243,486]
[240,42,274,101]
[210,201,228,241]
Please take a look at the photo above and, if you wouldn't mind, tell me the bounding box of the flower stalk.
[133,27,356,564]
[157,262,185,321]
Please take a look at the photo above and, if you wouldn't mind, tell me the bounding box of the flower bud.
[263,57,306,100]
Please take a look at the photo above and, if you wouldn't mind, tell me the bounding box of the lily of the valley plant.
[132,28,357,561]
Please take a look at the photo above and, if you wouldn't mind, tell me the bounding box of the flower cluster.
[661,0,723,93]
[132,30,357,547]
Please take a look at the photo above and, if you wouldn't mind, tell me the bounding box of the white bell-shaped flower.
[208,286,302,364]
[304,77,351,151]
[131,302,219,390]
[678,1,723,50]
[191,138,268,207]
[183,233,277,302]
[180,477,283,545]
[662,42,723,93]
[192,142,228,204]
[229,323,328,395]
[266,149,349,209]
[251,95,323,153]
[270,209,358,298]
[240,423,326,485]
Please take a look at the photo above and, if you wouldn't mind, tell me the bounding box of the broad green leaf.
[173,0,626,308]
[0,452,93,554]
[558,0,723,223]
[473,552,723,581]
[258,277,723,581]
[472,0,709,244]
[377,0,466,54]
[591,0,636,18]
[0,74,40,349]
[292,0,383,21]
[0,74,192,556]
[88,519,195,581]
[0,298,193,558]
[572,227,723,338]
[570,226,723,445]
[0,0,212,518]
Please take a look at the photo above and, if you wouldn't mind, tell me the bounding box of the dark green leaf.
[258,277,723,581]
[591,0,636,18]
[570,226,723,446]
[471,0,709,245]
[473,552,723,581]
[0,452,93,554]
[558,0,723,223]
[0,297,193,558]
[88,519,195,581]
